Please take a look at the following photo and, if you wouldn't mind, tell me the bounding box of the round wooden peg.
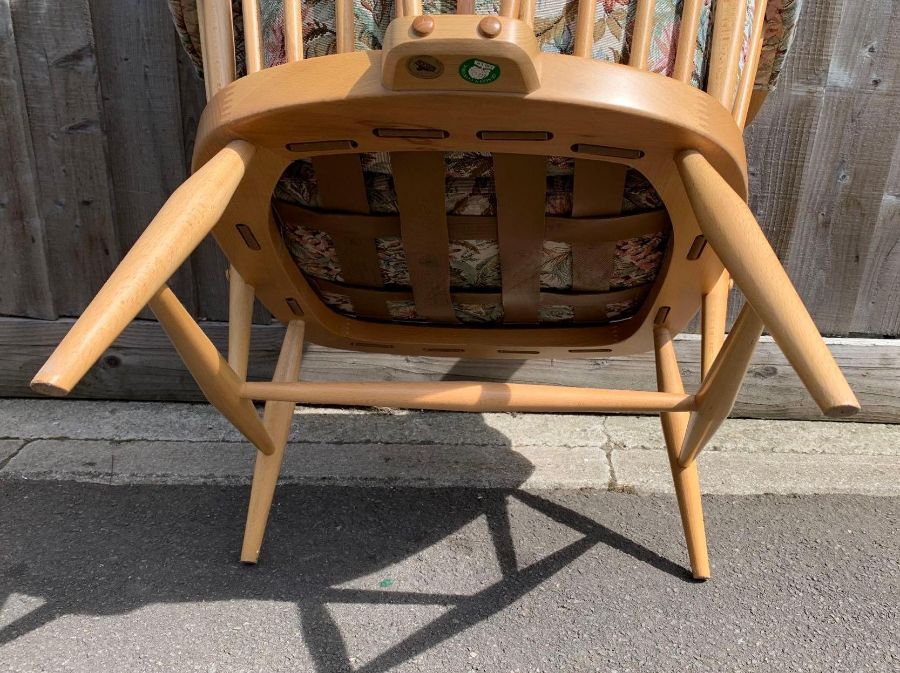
[412,15,435,36]
[478,16,502,38]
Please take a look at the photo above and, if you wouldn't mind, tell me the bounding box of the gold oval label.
[407,55,444,79]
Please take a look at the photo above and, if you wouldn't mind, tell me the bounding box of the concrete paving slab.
[2,439,608,489]
[605,415,900,454]
[0,440,23,466]
[0,400,611,448]
[612,449,900,495]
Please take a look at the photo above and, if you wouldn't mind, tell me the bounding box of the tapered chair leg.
[654,326,710,580]
[241,320,305,564]
[679,304,765,466]
[675,150,859,418]
[149,286,275,455]
[30,140,255,396]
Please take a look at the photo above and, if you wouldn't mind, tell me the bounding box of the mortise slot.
[687,235,707,260]
[571,143,645,159]
[423,347,466,353]
[477,130,553,141]
[497,349,540,355]
[286,139,358,153]
[351,341,395,349]
[654,306,671,324]
[373,128,449,139]
[235,223,261,251]
[285,298,304,315]
[568,348,613,353]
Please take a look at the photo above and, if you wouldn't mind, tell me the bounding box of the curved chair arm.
[30,140,255,396]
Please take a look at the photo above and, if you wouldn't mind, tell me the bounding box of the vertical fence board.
[0,0,55,319]
[783,1,900,335]
[8,0,120,317]
[88,0,198,316]
[851,134,900,336]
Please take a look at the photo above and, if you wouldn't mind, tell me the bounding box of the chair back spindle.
[242,0,264,73]
[284,0,304,62]
[706,0,748,108]
[629,0,655,70]
[673,0,703,84]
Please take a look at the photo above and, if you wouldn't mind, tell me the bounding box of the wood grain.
[90,0,199,317]
[2,318,897,423]
[6,0,120,316]
[0,0,55,319]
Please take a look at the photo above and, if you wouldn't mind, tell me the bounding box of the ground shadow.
[0,361,692,670]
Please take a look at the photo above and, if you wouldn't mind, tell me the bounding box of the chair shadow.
[0,362,691,671]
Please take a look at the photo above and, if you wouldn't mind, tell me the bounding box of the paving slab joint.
[0,438,32,472]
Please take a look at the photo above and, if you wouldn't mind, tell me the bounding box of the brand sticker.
[459,58,501,84]
[407,55,444,79]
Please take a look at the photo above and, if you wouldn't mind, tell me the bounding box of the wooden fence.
[1,0,898,419]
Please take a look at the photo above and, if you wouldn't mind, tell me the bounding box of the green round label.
[459,58,501,84]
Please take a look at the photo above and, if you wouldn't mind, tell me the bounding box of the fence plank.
[8,0,121,316]
[89,0,198,317]
[851,134,900,336]
[0,0,55,319]
[783,1,900,335]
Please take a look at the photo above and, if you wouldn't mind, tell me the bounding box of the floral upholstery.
[169,0,801,325]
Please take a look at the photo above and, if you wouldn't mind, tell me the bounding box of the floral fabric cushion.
[168,0,801,325]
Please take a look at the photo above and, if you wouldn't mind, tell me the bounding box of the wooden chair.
[31,0,858,580]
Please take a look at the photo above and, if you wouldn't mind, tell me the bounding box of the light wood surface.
[673,0,703,83]
[381,15,542,93]
[30,140,255,396]
[573,0,595,58]
[678,305,764,465]
[241,319,305,563]
[227,266,255,380]
[400,0,422,18]
[654,326,710,580]
[732,0,768,127]
[194,50,746,357]
[241,0,264,73]
[677,150,859,417]
[283,0,303,62]
[629,0,655,70]
[240,381,695,413]
[149,285,275,455]
[196,0,236,99]
[706,0,747,108]
[335,0,355,54]
[701,274,729,379]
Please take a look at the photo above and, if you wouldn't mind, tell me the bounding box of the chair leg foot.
[668,455,710,580]
[239,320,305,565]
[240,443,287,564]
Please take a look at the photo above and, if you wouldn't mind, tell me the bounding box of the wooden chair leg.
[149,286,276,455]
[241,320,306,564]
[676,150,859,418]
[679,304,764,466]
[654,326,710,580]
[227,266,256,380]
[30,140,255,396]
[701,272,730,380]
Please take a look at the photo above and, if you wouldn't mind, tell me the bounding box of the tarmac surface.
[1,481,897,672]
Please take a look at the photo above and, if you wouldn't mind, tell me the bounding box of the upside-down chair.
[31,0,858,579]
